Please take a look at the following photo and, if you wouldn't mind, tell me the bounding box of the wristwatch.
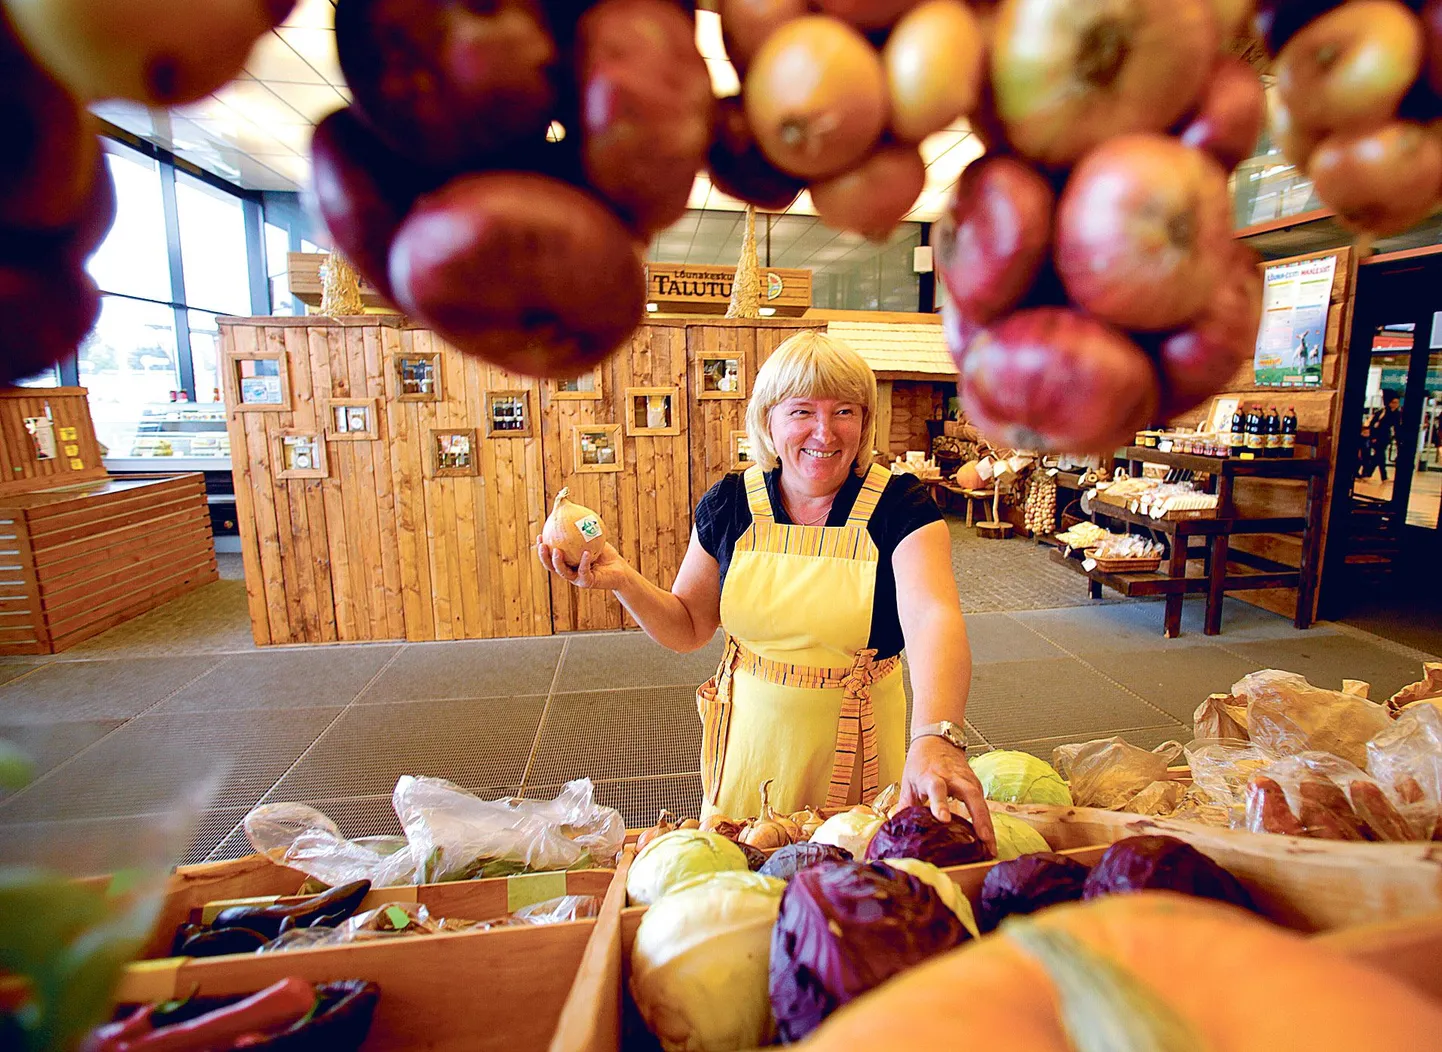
[911,720,967,752]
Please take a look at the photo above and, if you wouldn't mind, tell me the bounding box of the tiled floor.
[1,529,1436,869]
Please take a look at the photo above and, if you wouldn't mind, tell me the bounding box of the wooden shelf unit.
[1064,447,1328,637]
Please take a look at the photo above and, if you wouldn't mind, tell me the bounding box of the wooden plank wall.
[0,511,45,653]
[1169,246,1353,621]
[888,380,946,456]
[222,317,550,646]
[0,388,107,497]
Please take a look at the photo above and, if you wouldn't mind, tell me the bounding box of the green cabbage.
[625,829,749,906]
[630,870,786,1052]
[990,812,1053,861]
[878,857,980,938]
[808,810,883,858]
[970,750,1073,806]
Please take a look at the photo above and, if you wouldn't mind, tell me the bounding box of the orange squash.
[800,893,1442,1051]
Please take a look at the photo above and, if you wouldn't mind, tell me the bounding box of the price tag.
[69,458,84,470]
[58,427,77,441]
[384,905,411,931]
[1082,558,1098,572]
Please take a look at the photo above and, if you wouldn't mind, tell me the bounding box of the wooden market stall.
[0,388,217,654]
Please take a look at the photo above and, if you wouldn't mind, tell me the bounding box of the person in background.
[1361,393,1403,482]
[537,331,994,849]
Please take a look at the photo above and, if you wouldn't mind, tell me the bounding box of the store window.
[266,221,297,316]
[176,173,252,316]
[189,310,224,404]
[78,296,181,455]
[86,149,170,303]
[11,366,60,388]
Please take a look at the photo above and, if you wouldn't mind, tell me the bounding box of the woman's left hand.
[898,735,996,854]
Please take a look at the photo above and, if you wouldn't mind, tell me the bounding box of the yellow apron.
[697,463,907,820]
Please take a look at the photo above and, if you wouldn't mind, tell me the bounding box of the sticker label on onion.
[576,515,603,540]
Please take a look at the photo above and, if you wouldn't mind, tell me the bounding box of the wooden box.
[0,474,217,654]
[114,854,625,1052]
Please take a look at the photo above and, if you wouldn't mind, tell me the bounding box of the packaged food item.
[1231,670,1389,769]
[1366,704,1442,840]
[1386,662,1442,716]
[1243,752,1424,842]
[1192,692,1249,741]
[1052,736,1183,810]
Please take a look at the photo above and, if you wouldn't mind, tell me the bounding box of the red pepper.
[82,1004,154,1052]
[115,978,315,1052]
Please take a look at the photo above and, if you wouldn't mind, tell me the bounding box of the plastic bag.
[1387,662,1442,717]
[397,776,626,884]
[257,901,485,953]
[1232,670,1390,769]
[1193,693,1249,741]
[1242,751,1424,841]
[1366,704,1442,840]
[1052,736,1184,810]
[244,779,625,888]
[244,802,419,888]
[510,894,602,925]
[1184,738,1273,825]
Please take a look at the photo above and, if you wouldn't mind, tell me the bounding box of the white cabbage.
[878,857,980,938]
[630,871,786,1052]
[626,829,749,906]
[808,810,883,858]
[990,811,1053,861]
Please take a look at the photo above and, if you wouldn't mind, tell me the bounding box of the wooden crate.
[0,474,217,654]
[116,854,624,1052]
[991,802,1442,932]
[553,833,1442,1052]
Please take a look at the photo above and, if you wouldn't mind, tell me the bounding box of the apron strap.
[844,464,891,529]
[699,636,743,809]
[742,464,773,523]
[824,647,887,809]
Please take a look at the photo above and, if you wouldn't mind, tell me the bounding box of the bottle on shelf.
[1230,404,1246,456]
[1265,406,1281,457]
[1282,407,1298,456]
[1244,404,1264,456]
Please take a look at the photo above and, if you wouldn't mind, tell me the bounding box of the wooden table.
[1051,448,1328,637]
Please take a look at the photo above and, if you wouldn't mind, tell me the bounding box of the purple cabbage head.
[768,859,969,1043]
[1082,835,1254,911]
[864,805,994,868]
[977,851,1090,933]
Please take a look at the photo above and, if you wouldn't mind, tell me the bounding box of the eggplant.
[177,925,270,958]
[212,879,371,940]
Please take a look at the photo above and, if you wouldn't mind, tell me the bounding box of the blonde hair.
[745,330,877,475]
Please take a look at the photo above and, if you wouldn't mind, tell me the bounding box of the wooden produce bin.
[116,854,626,1052]
[553,828,1442,1052]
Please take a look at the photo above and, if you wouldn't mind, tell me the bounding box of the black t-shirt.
[694,468,943,660]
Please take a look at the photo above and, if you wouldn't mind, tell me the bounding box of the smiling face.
[769,396,864,496]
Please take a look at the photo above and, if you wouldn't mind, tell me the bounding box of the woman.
[537,332,994,849]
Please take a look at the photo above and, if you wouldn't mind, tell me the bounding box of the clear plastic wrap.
[244,803,417,888]
[1184,738,1273,825]
[1231,670,1389,769]
[397,776,625,883]
[1052,736,1183,810]
[1192,693,1249,741]
[1242,751,1426,841]
[257,902,484,953]
[510,894,602,925]
[243,778,625,888]
[1386,662,1442,717]
[1366,703,1442,840]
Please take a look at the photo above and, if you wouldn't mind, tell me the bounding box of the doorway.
[1322,254,1442,646]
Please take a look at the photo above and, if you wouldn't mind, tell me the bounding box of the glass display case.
[107,402,231,461]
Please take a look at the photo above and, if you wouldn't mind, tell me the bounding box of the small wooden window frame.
[393,351,443,402]
[486,389,534,438]
[325,398,380,441]
[430,428,479,477]
[572,423,624,474]
[553,367,604,401]
[697,353,746,400]
[731,430,756,470]
[273,429,327,479]
[225,350,291,412]
[625,386,682,436]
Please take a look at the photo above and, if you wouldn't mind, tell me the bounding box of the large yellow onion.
[543,487,607,568]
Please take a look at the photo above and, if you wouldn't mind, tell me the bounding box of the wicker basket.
[1085,548,1163,573]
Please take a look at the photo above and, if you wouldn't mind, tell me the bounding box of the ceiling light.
[547,120,566,143]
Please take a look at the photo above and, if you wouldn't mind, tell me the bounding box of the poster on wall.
[1253,255,1336,387]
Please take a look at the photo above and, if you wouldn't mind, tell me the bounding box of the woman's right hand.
[536,537,632,591]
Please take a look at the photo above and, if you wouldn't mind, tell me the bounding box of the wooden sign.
[646,263,811,316]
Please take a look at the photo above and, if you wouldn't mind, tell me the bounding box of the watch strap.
[911,720,967,751]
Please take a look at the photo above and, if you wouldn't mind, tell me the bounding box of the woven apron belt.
[699,635,901,810]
